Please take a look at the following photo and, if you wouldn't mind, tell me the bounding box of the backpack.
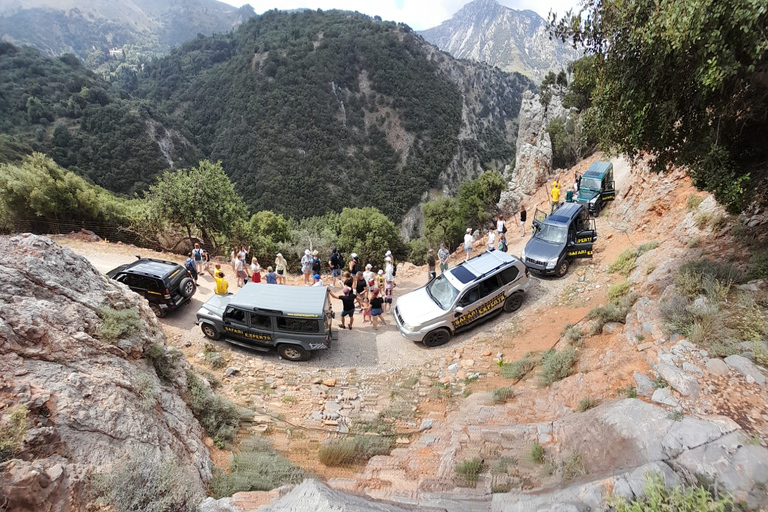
[392,258,397,277]
[337,253,344,270]
[498,239,508,253]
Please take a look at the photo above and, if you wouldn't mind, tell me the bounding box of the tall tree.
[551,0,768,211]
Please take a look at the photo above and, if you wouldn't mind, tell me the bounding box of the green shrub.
[607,249,638,277]
[135,373,158,410]
[145,342,182,382]
[586,292,639,333]
[318,435,395,466]
[186,370,240,448]
[652,377,668,389]
[94,446,201,512]
[608,280,631,302]
[694,211,714,228]
[203,344,226,369]
[455,457,484,487]
[562,324,584,347]
[675,260,744,299]
[351,418,396,436]
[491,457,518,474]
[636,241,660,255]
[0,405,28,463]
[562,452,586,481]
[97,306,141,343]
[748,248,768,280]
[492,387,514,404]
[538,347,576,387]
[577,397,598,412]
[611,473,734,511]
[616,385,637,398]
[530,443,545,464]
[500,355,537,380]
[209,436,303,498]
[686,195,704,210]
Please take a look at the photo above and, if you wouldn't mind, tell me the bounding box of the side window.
[224,308,246,323]
[250,313,271,329]
[276,317,320,333]
[131,276,149,290]
[116,274,131,285]
[458,286,480,307]
[478,275,502,298]
[146,279,162,293]
[497,266,520,285]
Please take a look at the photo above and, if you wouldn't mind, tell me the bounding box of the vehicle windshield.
[426,274,460,310]
[534,223,568,244]
[580,178,601,191]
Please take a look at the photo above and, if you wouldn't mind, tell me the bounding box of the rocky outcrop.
[419,0,579,82]
[498,87,569,214]
[0,234,211,511]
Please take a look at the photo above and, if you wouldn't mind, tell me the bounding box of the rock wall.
[498,86,570,215]
[0,234,211,511]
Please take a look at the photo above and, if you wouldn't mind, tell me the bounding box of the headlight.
[589,197,598,204]
[403,323,416,332]
[546,256,558,269]
[520,248,526,260]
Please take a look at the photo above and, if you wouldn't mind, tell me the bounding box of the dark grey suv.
[107,258,196,317]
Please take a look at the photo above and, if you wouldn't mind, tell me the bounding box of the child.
[384,281,395,312]
[265,266,278,284]
[375,269,386,292]
[361,296,372,323]
[487,229,496,252]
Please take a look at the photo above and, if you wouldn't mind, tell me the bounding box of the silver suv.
[394,251,530,347]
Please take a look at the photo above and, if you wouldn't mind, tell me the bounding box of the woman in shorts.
[369,289,387,330]
[274,253,287,284]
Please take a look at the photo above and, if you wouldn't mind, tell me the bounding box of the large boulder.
[0,234,211,511]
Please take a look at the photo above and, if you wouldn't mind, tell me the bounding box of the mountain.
[0,10,533,222]
[419,0,579,81]
[0,0,255,69]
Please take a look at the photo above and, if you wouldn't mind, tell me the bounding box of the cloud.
[221,0,580,31]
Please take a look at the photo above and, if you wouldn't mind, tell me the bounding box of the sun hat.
[365,263,372,269]
[277,253,282,258]
[377,269,384,275]
[313,274,320,279]
[305,249,310,255]
[385,250,392,256]
[351,253,358,258]
[312,250,318,256]
[385,256,391,262]
[467,228,472,233]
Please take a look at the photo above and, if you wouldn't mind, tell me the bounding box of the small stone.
[705,358,729,376]
[419,419,434,431]
[395,437,410,445]
[183,340,192,347]
[322,378,337,387]
[636,342,654,351]
[651,387,679,407]
[448,363,459,374]
[482,351,492,357]
[311,377,323,385]
[323,420,339,426]
[252,424,269,433]
[682,362,703,374]
[224,367,240,378]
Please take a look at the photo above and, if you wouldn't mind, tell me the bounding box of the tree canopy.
[551,0,768,211]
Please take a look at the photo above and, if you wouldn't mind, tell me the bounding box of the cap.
[385,256,391,262]
[365,263,372,269]
[305,249,310,255]
[467,228,472,233]
[385,250,392,256]
[313,274,320,279]
[351,253,358,258]
[372,289,379,295]
[440,242,445,247]
[343,287,351,294]
[276,253,282,258]
[312,250,318,256]
[378,269,383,275]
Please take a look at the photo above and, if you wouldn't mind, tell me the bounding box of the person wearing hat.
[328,247,343,288]
[312,274,324,287]
[369,288,387,330]
[385,250,397,278]
[274,253,287,284]
[375,269,386,291]
[329,287,360,330]
[427,248,436,280]
[311,249,322,276]
[363,263,374,288]
[437,242,449,274]
[349,253,360,275]
[464,228,474,261]
[384,256,394,284]
[301,249,312,286]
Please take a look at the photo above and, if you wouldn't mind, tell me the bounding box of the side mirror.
[455,306,464,314]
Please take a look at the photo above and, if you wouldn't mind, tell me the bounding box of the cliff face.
[419,0,580,82]
[0,234,210,511]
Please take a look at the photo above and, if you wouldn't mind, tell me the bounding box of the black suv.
[107,258,196,317]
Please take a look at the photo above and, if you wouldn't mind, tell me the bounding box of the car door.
[243,312,274,347]
[568,217,596,258]
[532,208,549,232]
[601,172,616,202]
[451,275,506,331]
[222,307,250,343]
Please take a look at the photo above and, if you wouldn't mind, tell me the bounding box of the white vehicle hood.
[396,287,448,327]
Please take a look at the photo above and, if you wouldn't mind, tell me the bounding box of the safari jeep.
[522,202,597,277]
[195,283,333,361]
[575,161,616,216]
[394,251,530,347]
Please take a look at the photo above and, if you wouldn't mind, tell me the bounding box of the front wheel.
[504,292,524,312]
[200,323,220,340]
[278,344,310,361]
[422,328,451,348]
[555,259,570,278]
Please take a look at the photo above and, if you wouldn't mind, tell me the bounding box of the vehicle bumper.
[393,306,427,343]
[523,260,559,276]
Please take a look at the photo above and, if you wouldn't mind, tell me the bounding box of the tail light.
[164,288,171,299]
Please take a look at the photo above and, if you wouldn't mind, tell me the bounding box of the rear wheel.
[278,344,310,361]
[422,328,451,348]
[179,277,195,298]
[503,292,524,312]
[149,303,165,318]
[200,323,220,340]
[555,259,570,278]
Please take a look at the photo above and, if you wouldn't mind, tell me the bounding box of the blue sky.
[219,0,581,31]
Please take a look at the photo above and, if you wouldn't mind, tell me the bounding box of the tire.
[593,204,601,218]
[179,277,195,298]
[555,259,570,278]
[503,292,524,312]
[278,344,310,362]
[149,302,165,318]
[422,328,451,348]
[200,323,220,340]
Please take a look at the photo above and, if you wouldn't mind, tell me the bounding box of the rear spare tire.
[179,277,195,298]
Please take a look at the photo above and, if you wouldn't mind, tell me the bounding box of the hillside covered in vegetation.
[0,10,532,221]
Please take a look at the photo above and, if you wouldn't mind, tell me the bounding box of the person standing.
[330,288,359,330]
[375,269,385,291]
[235,255,247,287]
[383,281,395,313]
[301,249,312,286]
[497,215,506,239]
[363,264,374,287]
[185,252,198,284]
[274,253,287,284]
[369,289,387,331]
[550,180,561,213]
[202,249,210,272]
[487,229,496,252]
[385,250,397,279]
[520,206,527,236]
[437,243,449,274]
[230,247,237,272]
[250,257,261,283]
[328,248,342,288]
[311,250,322,277]
[463,228,473,261]
[385,256,395,285]
[192,243,204,273]
[349,253,360,275]
[427,249,436,280]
